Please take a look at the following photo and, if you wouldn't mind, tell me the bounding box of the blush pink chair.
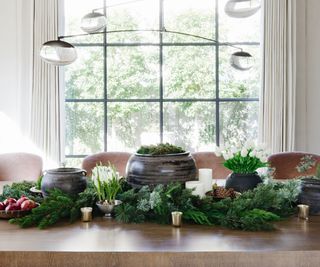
[191,152,231,179]
[0,153,43,181]
[82,152,132,177]
[268,152,320,179]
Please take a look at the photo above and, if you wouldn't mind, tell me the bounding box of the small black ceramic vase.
[41,168,87,197]
[225,172,262,193]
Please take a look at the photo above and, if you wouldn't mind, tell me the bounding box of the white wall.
[295,0,320,153]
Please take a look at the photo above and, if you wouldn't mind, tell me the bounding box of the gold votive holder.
[297,204,309,220]
[81,207,93,222]
[171,211,183,227]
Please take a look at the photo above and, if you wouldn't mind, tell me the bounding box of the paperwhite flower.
[92,165,119,184]
[240,148,248,157]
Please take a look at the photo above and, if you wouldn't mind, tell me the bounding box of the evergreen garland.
[114,179,301,231]
[9,183,98,229]
[2,178,301,231]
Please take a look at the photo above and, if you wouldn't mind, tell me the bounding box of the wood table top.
[0,211,319,252]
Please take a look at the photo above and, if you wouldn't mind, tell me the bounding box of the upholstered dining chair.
[82,152,132,177]
[0,152,43,181]
[191,152,231,179]
[268,152,320,179]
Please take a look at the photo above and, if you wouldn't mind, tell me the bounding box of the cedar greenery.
[137,143,185,155]
[3,178,301,231]
[9,183,98,229]
[114,179,301,231]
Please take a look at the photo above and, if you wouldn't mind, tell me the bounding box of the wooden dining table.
[1,182,320,267]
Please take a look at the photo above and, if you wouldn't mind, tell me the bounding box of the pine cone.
[213,187,236,198]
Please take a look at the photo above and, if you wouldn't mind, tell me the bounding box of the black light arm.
[58,28,243,51]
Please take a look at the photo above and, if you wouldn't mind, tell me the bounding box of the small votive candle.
[81,207,93,222]
[185,181,205,198]
[199,168,213,193]
[297,204,309,220]
[172,211,183,227]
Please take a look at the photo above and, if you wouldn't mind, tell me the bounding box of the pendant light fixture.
[230,51,253,71]
[40,40,77,66]
[80,12,107,33]
[225,0,261,18]
[40,0,255,70]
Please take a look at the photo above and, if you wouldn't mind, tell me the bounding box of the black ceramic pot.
[225,172,262,193]
[126,152,196,188]
[298,178,320,215]
[41,168,87,197]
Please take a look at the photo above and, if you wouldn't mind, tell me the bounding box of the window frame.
[63,0,260,161]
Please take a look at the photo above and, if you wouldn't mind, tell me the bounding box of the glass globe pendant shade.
[230,51,253,71]
[80,12,106,33]
[40,40,77,66]
[225,0,261,18]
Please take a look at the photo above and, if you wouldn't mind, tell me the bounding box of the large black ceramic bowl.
[126,152,196,188]
[41,168,87,197]
[298,178,320,215]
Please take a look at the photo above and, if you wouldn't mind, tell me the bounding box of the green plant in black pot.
[215,142,269,192]
[137,143,186,155]
[127,143,196,187]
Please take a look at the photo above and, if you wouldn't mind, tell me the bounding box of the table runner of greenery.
[2,176,300,231]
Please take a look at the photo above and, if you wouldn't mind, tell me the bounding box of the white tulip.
[222,151,229,160]
[240,148,248,157]
[215,146,222,157]
[231,147,238,154]
[244,141,253,150]
[260,156,268,162]
[249,150,256,157]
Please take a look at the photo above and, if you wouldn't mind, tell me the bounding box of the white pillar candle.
[185,181,205,198]
[199,168,213,193]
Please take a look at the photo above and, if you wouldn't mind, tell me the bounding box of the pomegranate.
[3,198,16,207]
[21,200,37,211]
[5,203,19,211]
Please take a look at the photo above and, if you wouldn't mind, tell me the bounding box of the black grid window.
[63,0,261,166]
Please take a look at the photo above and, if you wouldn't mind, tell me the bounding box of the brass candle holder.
[81,207,93,222]
[171,211,183,227]
[297,204,309,220]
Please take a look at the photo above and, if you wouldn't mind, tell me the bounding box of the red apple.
[16,196,29,207]
[0,202,5,210]
[5,203,19,211]
[3,198,16,207]
[21,200,37,211]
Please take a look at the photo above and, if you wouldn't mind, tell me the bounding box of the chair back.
[82,152,132,177]
[0,153,43,181]
[191,152,231,179]
[268,152,320,179]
